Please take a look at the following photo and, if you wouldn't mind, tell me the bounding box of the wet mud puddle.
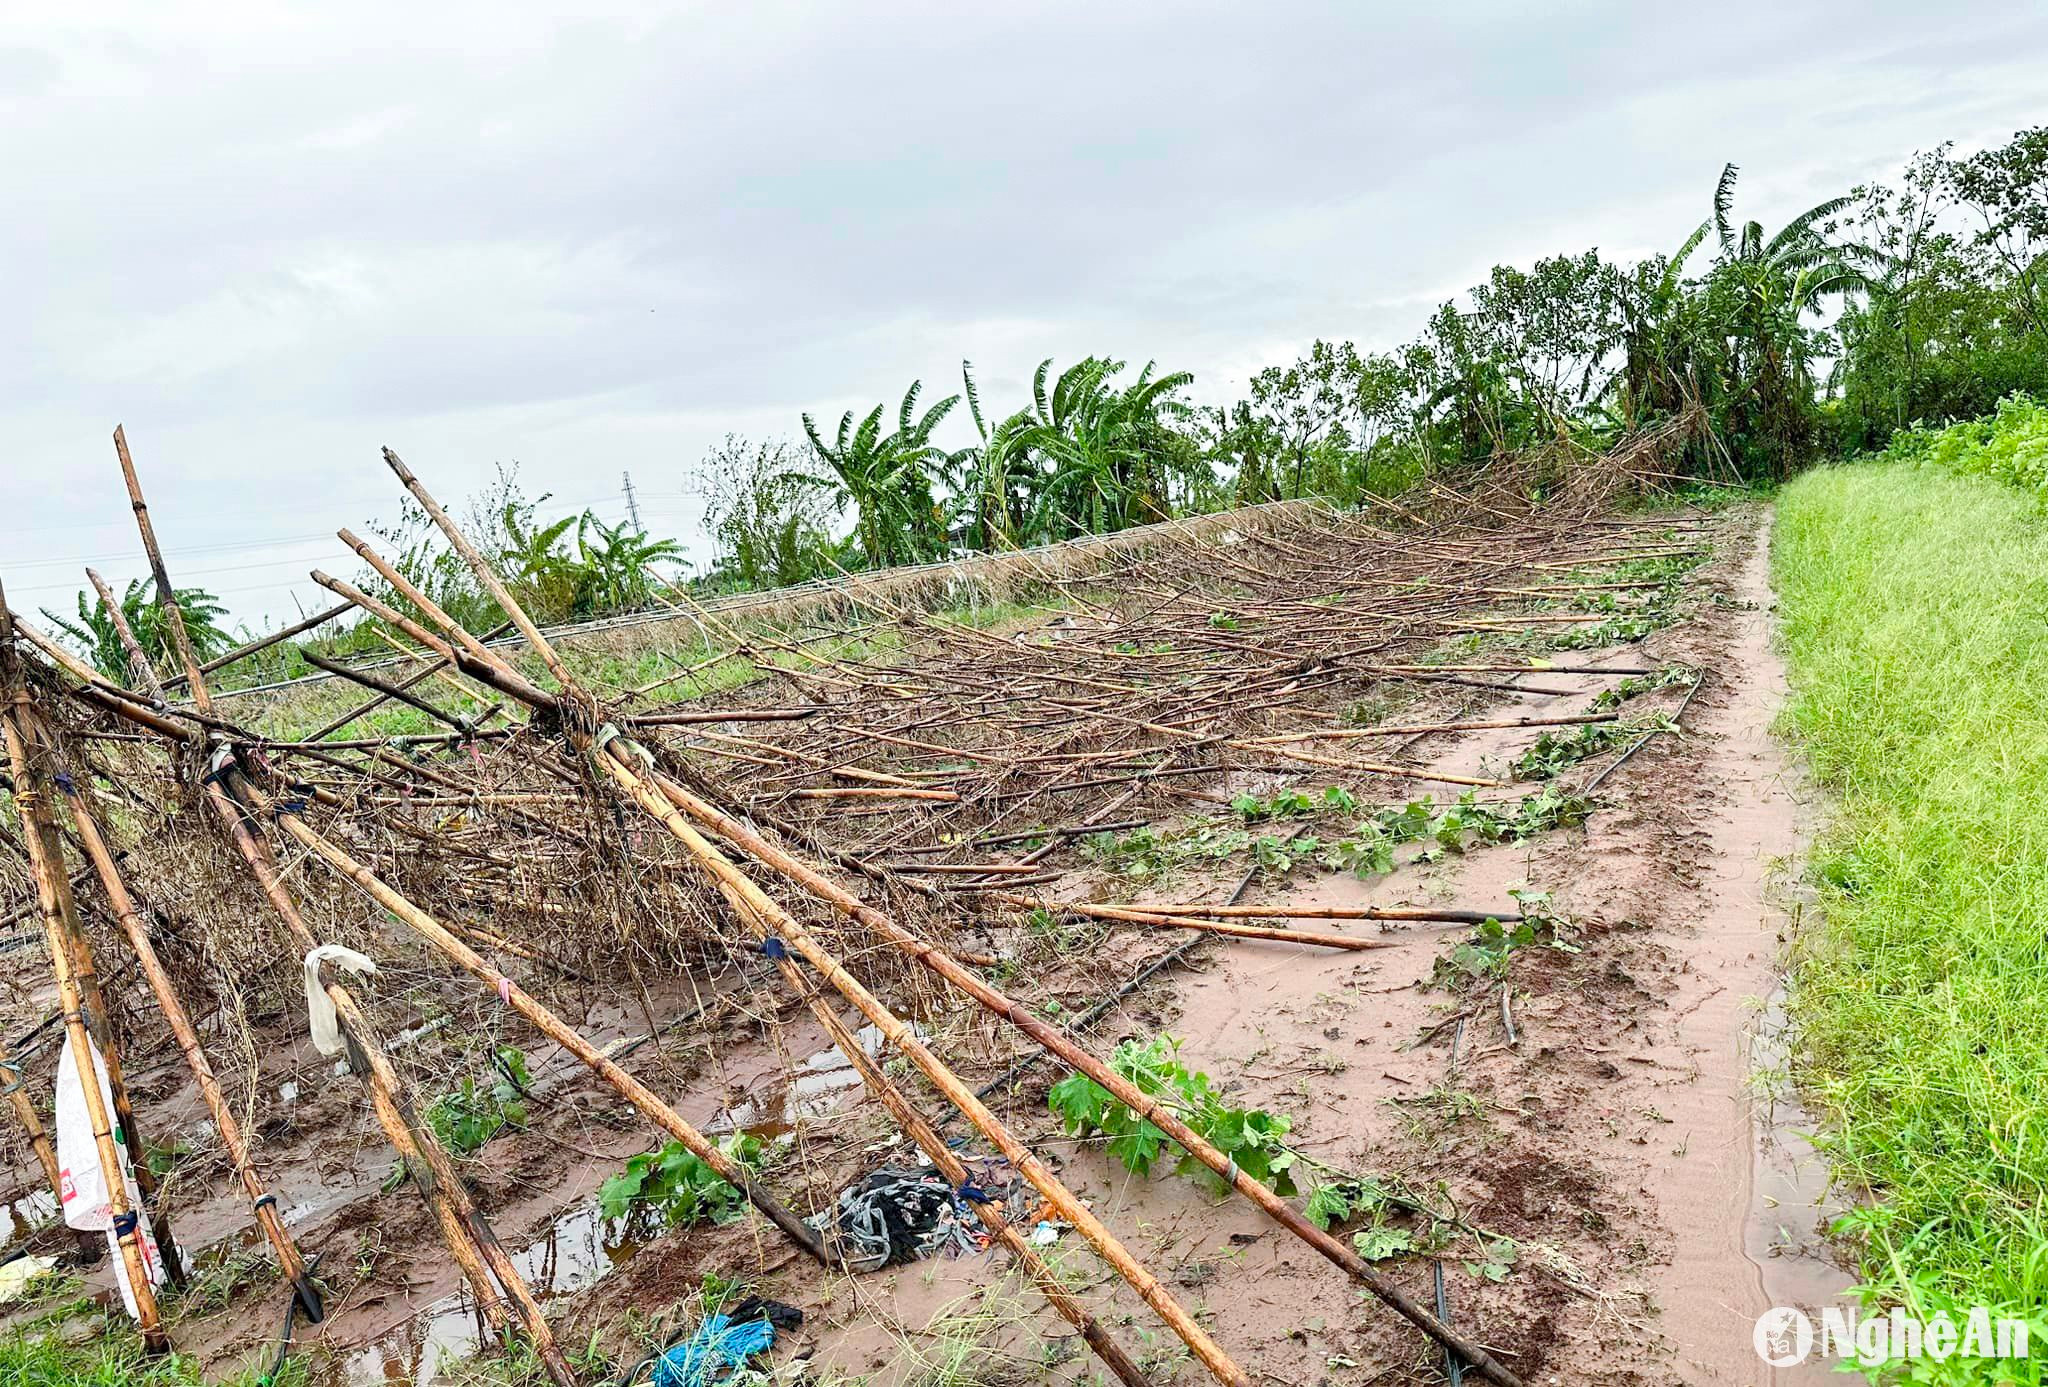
[314,1025,900,1385]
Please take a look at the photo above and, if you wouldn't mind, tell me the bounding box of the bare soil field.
[0,491,1858,1387]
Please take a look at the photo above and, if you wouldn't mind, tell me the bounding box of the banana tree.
[1018,357,1197,536]
[46,578,234,681]
[955,360,1040,549]
[803,381,960,566]
[1708,162,1869,472]
[569,513,686,616]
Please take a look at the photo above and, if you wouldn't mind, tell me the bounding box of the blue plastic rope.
[651,1314,775,1387]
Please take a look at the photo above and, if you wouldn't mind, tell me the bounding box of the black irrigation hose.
[253,1253,323,1387]
[1581,671,1707,795]
[1436,1015,1469,1384]
[1435,1259,1465,1387]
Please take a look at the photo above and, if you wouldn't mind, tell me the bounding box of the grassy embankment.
[1775,404,2048,1378]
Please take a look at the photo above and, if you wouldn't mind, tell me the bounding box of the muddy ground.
[0,504,1861,1386]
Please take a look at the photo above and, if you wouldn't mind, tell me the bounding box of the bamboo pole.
[114,426,211,718]
[311,568,550,709]
[85,568,167,705]
[360,470,1251,1387]
[641,771,1522,1387]
[3,612,191,740]
[336,524,558,708]
[272,589,1161,1387]
[106,434,572,1386]
[263,802,830,1264]
[60,773,323,1320]
[0,1039,63,1203]
[0,684,165,1349]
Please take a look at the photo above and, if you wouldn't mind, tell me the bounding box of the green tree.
[803,382,960,566]
[1947,125,2048,344]
[1017,357,1201,536]
[1706,162,1868,474]
[700,435,841,590]
[568,513,686,616]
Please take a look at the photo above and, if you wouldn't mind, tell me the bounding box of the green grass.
[0,1324,301,1387]
[1774,459,2048,1378]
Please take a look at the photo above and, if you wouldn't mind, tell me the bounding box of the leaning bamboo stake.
[0,1038,63,1204]
[114,426,211,718]
[60,773,323,1320]
[595,744,1253,1387]
[0,687,165,1349]
[107,434,571,1386]
[85,568,167,706]
[263,802,830,1263]
[363,468,1251,1387]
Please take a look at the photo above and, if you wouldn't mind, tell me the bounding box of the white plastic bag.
[55,1033,165,1318]
[303,944,377,1057]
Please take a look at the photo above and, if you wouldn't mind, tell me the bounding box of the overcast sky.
[4,3,2043,632]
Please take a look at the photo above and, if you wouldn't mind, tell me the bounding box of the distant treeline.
[52,127,2048,684]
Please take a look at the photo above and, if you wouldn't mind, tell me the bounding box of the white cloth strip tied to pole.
[55,1033,164,1318]
[303,945,378,1057]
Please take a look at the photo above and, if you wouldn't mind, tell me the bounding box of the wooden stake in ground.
[60,770,323,1321]
[104,430,575,1387]
[0,627,166,1350]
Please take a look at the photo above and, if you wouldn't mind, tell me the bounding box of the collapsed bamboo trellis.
[351,451,1542,1386]
[0,418,1714,1385]
[0,434,577,1382]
